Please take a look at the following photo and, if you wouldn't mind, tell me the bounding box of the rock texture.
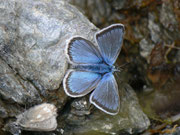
[0,0,150,134]
[0,0,97,94]
[64,83,150,135]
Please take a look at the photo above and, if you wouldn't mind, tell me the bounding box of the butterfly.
[63,24,125,115]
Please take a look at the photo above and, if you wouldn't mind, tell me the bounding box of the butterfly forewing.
[95,24,124,65]
[63,70,101,97]
[90,73,120,115]
[66,37,103,64]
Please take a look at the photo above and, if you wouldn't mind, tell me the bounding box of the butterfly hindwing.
[95,24,124,65]
[90,73,120,115]
[66,37,103,64]
[63,70,101,97]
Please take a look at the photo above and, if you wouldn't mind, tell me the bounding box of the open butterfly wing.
[90,73,120,115]
[66,37,103,64]
[63,70,101,97]
[95,24,124,65]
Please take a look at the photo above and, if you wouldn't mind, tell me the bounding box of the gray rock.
[160,2,178,32]
[71,97,91,116]
[0,0,150,134]
[0,101,8,118]
[140,3,180,62]
[4,121,22,135]
[159,1,180,42]
[0,0,96,133]
[65,83,150,134]
[148,12,161,43]
[4,103,58,134]
[0,0,97,94]
[16,103,57,131]
[0,58,41,104]
[139,38,154,61]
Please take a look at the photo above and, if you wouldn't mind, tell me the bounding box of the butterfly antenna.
[119,62,130,68]
[114,71,119,81]
[116,62,130,72]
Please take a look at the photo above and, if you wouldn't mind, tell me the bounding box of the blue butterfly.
[63,24,125,115]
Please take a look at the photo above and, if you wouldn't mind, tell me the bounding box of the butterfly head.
[112,65,121,73]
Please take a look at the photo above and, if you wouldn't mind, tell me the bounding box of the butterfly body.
[63,24,125,115]
[72,63,115,74]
